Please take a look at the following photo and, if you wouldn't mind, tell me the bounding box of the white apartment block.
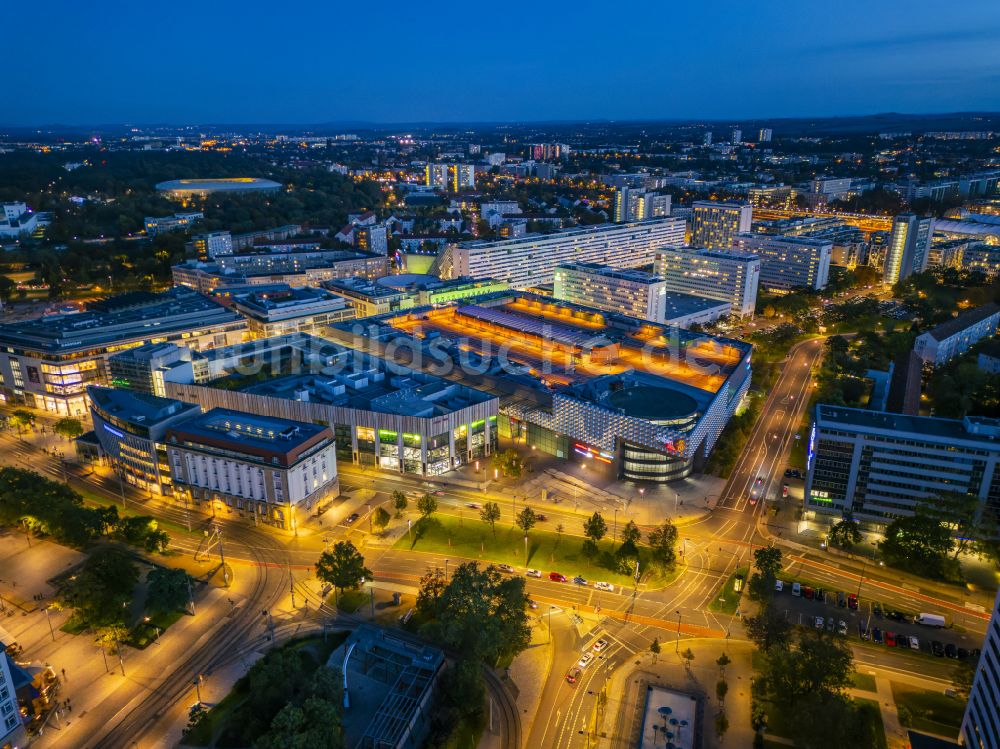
[554,263,666,322]
[962,586,1000,749]
[914,303,1000,367]
[734,233,832,291]
[690,201,752,249]
[614,188,671,223]
[193,231,233,260]
[442,217,686,290]
[656,247,760,317]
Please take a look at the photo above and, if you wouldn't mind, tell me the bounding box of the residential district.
[1,116,1000,749]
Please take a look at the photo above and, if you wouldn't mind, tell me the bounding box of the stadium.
[155,177,283,199]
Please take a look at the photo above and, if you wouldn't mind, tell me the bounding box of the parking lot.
[773,581,983,661]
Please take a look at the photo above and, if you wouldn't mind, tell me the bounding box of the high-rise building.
[614,188,671,223]
[804,404,1000,521]
[451,163,475,191]
[192,231,233,260]
[442,217,686,290]
[553,263,667,322]
[690,201,753,250]
[355,224,389,255]
[731,128,742,145]
[425,164,449,189]
[758,128,773,143]
[883,213,934,284]
[528,143,562,161]
[733,233,832,291]
[703,132,713,146]
[656,247,761,317]
[961,585,1000,749]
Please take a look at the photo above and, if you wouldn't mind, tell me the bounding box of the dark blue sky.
[12,0,1000,125]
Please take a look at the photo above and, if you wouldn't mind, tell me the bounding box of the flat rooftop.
[557,262,664,285]
[816,404,1000,444]
[156,178,282,192]
[662,292,731,318]
[165,407,330,462]
[88,386,199,426]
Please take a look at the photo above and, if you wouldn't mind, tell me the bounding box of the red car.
[803,586,814,600]
[549,572,567,582]
[885,631,897,647]
[847,594,859,610]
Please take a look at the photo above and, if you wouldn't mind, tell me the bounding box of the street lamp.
[675,610,682,653]
[44,606,55,642]
[613,508,618,543]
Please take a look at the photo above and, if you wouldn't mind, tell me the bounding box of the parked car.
[814,616,824,629]
[847,594,859,610]
[497,564,515,574]
[815,588,826,603]
[549,572,567,582]
[931,641,945,657]
[957,647,969,660]
[885,609,905,621]
[578,652,595,669]
[945,643,959,659]
[775,580,784,593]
[565,667,582,684]
[826,617,835,632]
[594,581,614,592]
[873,602,883,617]
[803,586,815,600]
[837,591,847,607]
[526,569,542,578]
[858,623,870,640]
[837,620,848,636]
[792,582,802,597]
[345,512,360,524]
[573,576,588,586]
[872,628,883,644]
[885,632,897,647]
[593,638,609,653]
[908,636,920,650]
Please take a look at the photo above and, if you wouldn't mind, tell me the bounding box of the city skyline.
[8,0,1000,126]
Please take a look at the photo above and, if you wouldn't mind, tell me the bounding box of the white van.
[914,613,946,628]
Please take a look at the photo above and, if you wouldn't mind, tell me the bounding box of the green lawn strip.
[890,682,963,738]
[708,565,749,615]
[130,608,187,649]
[395,515,664,587]
[852,671,878,693]
[335,589,368,614]
[73,483,197,540]
[853,697,888,749]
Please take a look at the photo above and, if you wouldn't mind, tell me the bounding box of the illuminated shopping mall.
[329,291,753,482]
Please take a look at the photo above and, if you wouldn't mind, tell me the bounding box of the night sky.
[11,0,1000,125]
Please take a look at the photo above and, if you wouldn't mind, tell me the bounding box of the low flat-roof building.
[323,278,414,319]
[172,252,389,293]
[108,342,195,397]
[166,408,337,529]
[805,404,1000,522]
[0,287,246,416]
[230,286,354,338]
[914,303,1000,367]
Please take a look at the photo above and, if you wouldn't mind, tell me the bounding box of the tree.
[491,448,522,478]
[880,511,955,577]
[583,512,607,544]
[650,637,661,663]
[761,631,854,706]
[716,653,731,677]
[371,506,390,534]
[647,520,678,569]
[827,515,863,550]
[95,624,131,654]
[716,679,729,703]
[681,647,695,671]
[753,546,783,578]
[60,547,139,628]
[114,515,169,552]
[417,493,438,520]
[620,520,641,546]
[418,562,530,666]
[391,490,408,518]
[515,506,537,534]
[953,659,977,701]
[315,541,371,600]
[744,601,793,653]
[921,492,998,560]
[555,523,564,543]
[146,567,190,613]
[416,567,448,618]
[479,502,501,538]
[9,409,34,433]
[715,711,729,740]
[255,696,344,749]
[53,417,84,440]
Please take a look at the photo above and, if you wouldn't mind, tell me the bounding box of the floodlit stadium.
[330,291,752,482]
[156,178,283,199]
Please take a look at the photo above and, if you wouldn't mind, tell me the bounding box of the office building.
[88,386,202,496]
[440,217,686,290]
[0,287,246,416]
[328,292,753,483]
[614,188,671,223]
[109,343,195,397]
[656,247,760,317]
[690,201,752,249]
[230,286,354,339]
[323,278,414,318]
[758,128,772,143]
[165,343,499,478]
[192,231,233,260]
[734,234,832,291]
[172,252,389,293]
[166,408,338,529]
[809,177,854,202]
[962,586,1000,749]
[0,202,39,238]
[883,213,934,284]
[913,303,1000,367]
[554,263,667,322]
[805,404,1000,521]
[731,129,742,144]
[144,212,203,236]
[355,224,389,255]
